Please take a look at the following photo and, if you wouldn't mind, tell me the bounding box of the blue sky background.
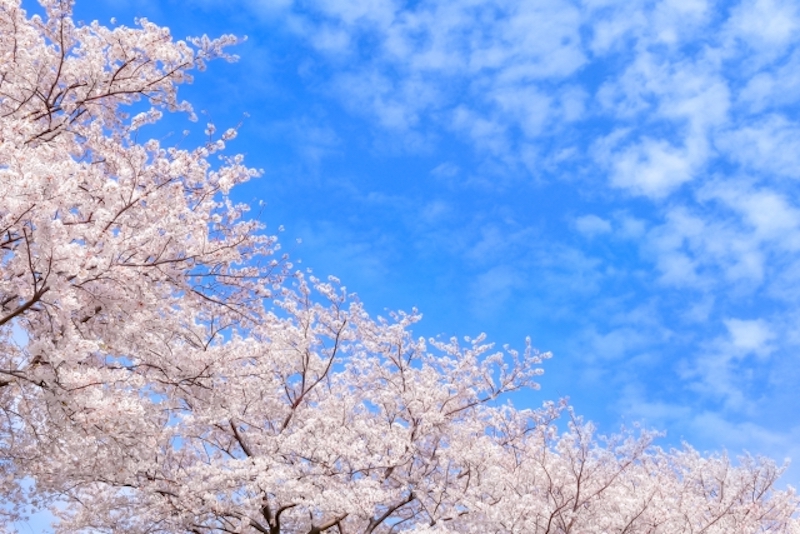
[15,2,800,527]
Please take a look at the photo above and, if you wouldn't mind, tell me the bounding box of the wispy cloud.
[575,214,612,237]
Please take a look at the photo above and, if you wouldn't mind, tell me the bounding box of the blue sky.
[35,0,800,491]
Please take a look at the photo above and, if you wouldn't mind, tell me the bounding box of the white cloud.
[618,393,800,488]
[595,57,656,119]
[651,0,712,45]
[469,264,524,319]
[723,0,800,63]
[587,0,712,53]
[716,116,800,179]
[595,49,729,197]
[580,325,653,361]
[700,181,800,245]
[309,24,352,54]
[451,106,509,157]
[430,162,460,179]
[464,225,537,266]
[608,138,695,197]
[637,182,800,293]
[586,2,646,55]
[676,316,777,411]
[332,71,440,131]
[491,87,553,138]
[242,0,293,16]
[418,200,452,226]
[724,318,776,357]
[617,384,693,425]
[737,50,800,112]
[267,0,588,164]
[688,412,798,461]
[463,1,586,78]
[575,214,612,237]
[246,0,797,200]
[629,182,800,300]
[558,86,588,122]
[313,0,396,26]
[614,213,647,239]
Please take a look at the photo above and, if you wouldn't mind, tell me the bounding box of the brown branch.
[0,285,49,326]
[282,320,347,431]
[228,419,253,457]
[309,513,348,534]
[365,492,416,534]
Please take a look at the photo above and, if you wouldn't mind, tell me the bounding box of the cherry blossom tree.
[41,276,800,533]
[0,0,280,524]
[1,1,799,533]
